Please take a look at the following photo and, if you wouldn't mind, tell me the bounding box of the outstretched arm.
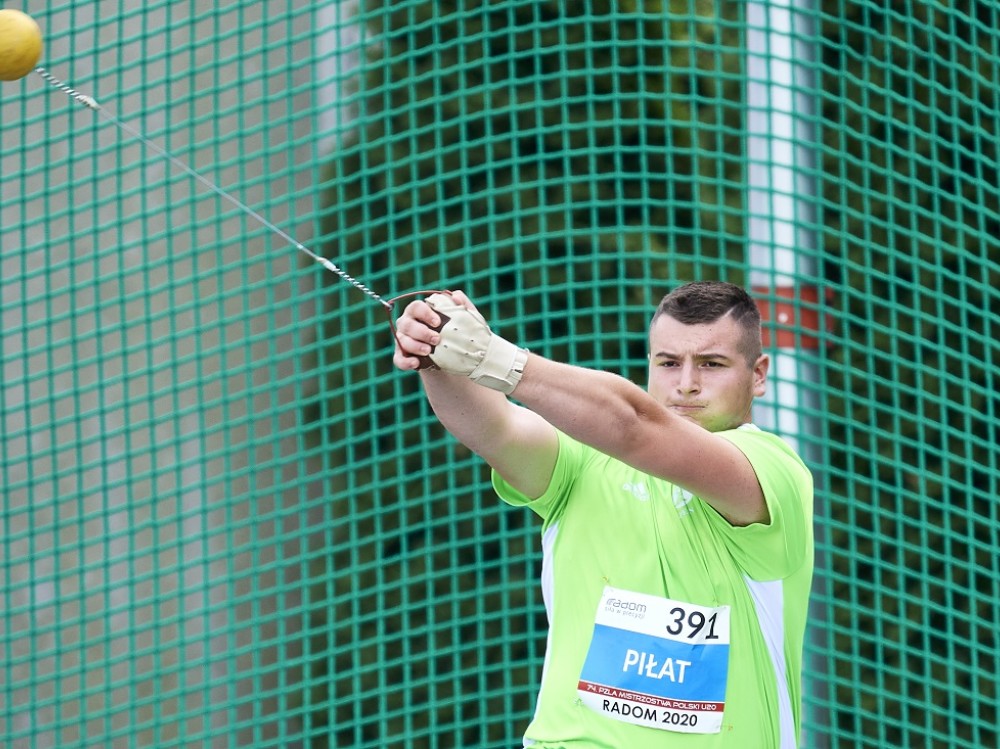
[512,355,767,525]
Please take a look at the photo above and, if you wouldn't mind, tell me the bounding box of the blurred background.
[1,1,997,747]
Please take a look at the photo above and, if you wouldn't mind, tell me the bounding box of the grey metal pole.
[746,1,828,747]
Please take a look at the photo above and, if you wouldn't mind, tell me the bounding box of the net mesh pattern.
[2,1,997,747]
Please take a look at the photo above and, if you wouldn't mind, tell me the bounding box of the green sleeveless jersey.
[493,424,814,748]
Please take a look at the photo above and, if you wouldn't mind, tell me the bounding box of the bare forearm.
[392,292,558,497]
[417,367,558,498]
[418,368,511,450]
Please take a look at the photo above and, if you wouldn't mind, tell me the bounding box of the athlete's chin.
[670,407,709,427]
[670,404,702,415]
[670,407,737,433]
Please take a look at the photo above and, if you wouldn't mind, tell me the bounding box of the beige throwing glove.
[424,293,528,395]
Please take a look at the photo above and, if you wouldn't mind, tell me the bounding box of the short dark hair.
[650,281,762,365]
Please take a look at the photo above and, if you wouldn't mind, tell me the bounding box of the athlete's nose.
[677,362,701,394]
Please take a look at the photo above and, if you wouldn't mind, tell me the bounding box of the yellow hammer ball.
[0,8,43,82]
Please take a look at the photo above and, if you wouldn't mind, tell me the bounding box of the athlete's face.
[646,313,768,433]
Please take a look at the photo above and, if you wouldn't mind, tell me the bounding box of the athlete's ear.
[752,354,769,398]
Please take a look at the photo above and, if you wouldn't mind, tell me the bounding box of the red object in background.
[753,285,833,350]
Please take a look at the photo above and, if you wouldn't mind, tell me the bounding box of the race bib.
[577,586,730,734]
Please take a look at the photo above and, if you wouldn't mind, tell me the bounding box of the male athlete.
[392,281,814,747]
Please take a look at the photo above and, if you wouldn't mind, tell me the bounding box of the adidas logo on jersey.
[622,482,650,501]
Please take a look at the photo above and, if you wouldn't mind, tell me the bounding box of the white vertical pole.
[746,1,828,747]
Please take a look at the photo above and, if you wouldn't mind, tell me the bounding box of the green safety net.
[2,1,997,747]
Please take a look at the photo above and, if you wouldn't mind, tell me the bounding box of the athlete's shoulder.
[718,423,809,471]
